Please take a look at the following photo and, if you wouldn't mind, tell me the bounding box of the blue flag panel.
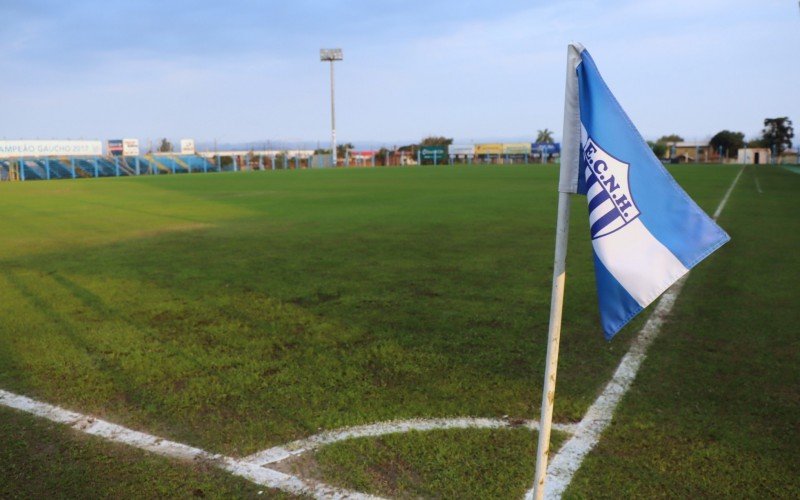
[565,46,729,338]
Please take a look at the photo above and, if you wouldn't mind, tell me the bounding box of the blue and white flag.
[560,44,730,339]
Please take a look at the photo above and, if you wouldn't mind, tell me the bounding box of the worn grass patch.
[310,427,565,499]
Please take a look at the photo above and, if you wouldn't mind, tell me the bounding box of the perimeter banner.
[502,143,531,155]
[475,143,503,155]
[449,144,475,156]
[0,140,103,158]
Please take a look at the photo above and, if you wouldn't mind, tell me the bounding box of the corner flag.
[561,43,729,339]
[533,44,730,499]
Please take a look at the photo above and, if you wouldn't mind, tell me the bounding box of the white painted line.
[0,389,380,499]
[527,166,744,500]
[1,167,743,499]
[1,386,577,498]
[713,165,744,219]
[753,169,763,194]
[244,417,578,466]
[220,458,383,500]
[534,278,687,499]
[0,389,209,461]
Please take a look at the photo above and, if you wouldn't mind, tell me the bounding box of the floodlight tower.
[320,48,343,166]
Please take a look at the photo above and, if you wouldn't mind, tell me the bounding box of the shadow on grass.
[0,166,656,453]
[1,268,153,411]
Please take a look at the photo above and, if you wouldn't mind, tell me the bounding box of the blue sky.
[1,0,798,148]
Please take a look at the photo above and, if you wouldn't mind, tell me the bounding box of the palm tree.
[536,129,554,144]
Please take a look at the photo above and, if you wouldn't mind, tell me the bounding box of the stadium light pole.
[320,48,343,166]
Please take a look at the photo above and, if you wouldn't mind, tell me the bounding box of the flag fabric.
[560,44,730,339]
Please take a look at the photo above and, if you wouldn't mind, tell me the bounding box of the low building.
[665,141,713,163]
[778,149,799,164]
[737,148,771,164]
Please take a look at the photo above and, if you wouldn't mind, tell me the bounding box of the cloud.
[0,0,797,142]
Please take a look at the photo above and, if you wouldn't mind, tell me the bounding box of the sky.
[1,0,798,148]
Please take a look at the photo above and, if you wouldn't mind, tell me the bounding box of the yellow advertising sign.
[502,142,531,155]
[475,143,503,155]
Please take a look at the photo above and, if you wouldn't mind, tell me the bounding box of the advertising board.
[420,146,446,161]
[122,139,140,156]
[449,144,475,156]
[180,139,195,155]
[0,140,103,158]
[531,142,561,154]
[502,142,531,155]
[474,143,504,155]
[108,139,124,156]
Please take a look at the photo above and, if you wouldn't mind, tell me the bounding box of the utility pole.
[320,49,343,166]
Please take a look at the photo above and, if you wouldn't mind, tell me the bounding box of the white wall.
[737,148,771,164]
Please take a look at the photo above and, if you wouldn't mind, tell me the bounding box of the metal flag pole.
[532,42,583,500]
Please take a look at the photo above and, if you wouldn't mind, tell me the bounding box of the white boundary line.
[753,168,763,194]
[0,166,744,499]
[526,165,744,499]
[0,387,572,499]
[0,389,380,499]
[532,276,687,499]
[244,417,578,466]
[714,166,744,219]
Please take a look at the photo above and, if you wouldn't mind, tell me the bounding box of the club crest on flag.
[583,137,640,239]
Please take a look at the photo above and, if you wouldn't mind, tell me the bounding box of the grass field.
[0,406,272,499]
[0,164,797,498]
[567,164,800,498]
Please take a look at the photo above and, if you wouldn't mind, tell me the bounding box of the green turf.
[0,165,647,454]
[566,165,800,498]
[781,165,800,175]
[0,406,288,499]
[308,427,565,499]
[0,164,747,494]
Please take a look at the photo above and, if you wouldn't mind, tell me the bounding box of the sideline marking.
[753,170,762,194]
[713,166,744,219]
[526,165,744,499]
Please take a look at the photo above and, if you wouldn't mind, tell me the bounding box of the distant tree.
[336,143,354,157]
[419,136,453,147]
[761,117,794,155]
[536,129,554,143]
[158,138,173,153]
[376,147,391,165]
[709,130,745,158]
[647,141,667,159]
[747,138,767,148]
[658,134,684,143]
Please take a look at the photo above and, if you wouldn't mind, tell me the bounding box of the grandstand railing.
[0,155,220,182]
[0,152,500,182]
